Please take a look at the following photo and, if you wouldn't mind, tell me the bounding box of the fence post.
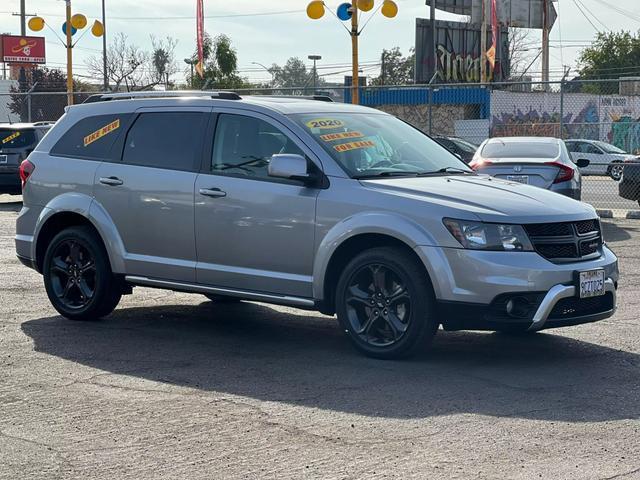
[559,80,564,139]
[27,93,32,123]
[428,86,433,135]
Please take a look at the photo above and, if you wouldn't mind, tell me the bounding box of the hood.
[360,174,596,224]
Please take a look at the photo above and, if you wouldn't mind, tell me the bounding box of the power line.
[570,0,603,32]
[0,9,306,21]
[589,0,640,23]
[575,0,610,31]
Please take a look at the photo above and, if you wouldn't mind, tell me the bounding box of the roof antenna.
[7,115,11,125]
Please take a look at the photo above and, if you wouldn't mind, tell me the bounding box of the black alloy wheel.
[43,226,122,320]
[49,240,96,310]
[344,264,411,347]
[336,247,438,359]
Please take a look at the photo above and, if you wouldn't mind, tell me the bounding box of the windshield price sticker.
[334,140,376,152]
[2,131,21,144]
[84,119,120,147]
[319,131,364,142]
[305,118,345,130]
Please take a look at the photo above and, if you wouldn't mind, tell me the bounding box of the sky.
[1,0,639,86]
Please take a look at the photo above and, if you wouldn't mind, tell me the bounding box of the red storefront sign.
[1,35,46,64]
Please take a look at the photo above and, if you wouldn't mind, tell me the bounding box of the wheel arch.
[34,195,125,274]
[313,214,436,315]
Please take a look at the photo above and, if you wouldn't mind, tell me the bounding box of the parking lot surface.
[1,194,639,480]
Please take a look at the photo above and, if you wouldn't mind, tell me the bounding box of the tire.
[204,294,242,303]
[335,247,438,359]
[608,162,624,181]
[43,226,121,321]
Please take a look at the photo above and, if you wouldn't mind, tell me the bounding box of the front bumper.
[415,244,619,331]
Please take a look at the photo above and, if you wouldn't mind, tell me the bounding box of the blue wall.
[345,87,491,119]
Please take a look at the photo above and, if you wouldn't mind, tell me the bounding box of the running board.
[124,275,316,308]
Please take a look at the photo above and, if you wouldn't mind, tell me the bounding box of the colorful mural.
[490,91,640,154]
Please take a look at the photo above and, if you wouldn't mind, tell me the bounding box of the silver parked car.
[470,137,588,200]
[565,139,639,181]
[15,92,618,359]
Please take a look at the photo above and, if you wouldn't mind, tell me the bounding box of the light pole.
[101,0,108,91]
[306,0,398,105]
[251,61,274,88]
[184,58,197,87]
[308,54,321,92]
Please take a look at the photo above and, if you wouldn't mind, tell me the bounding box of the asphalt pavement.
[581,175,639,211]
[1,194,639,480]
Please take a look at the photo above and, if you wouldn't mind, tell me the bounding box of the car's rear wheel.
[335,247,438,359]
[43,226,121,321]
[608,162,624,181]
[204,294,242,303]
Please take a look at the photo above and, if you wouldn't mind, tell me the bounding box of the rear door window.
[122,112,206,171]
[51,114,131,160]
[0,129,36,149]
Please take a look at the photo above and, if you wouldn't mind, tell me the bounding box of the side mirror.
[575,158,590,168]
[268,154,313,183]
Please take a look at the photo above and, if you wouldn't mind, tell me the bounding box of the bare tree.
[508,27,534,76]
[86,33,150,91]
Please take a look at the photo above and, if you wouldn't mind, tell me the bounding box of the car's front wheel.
[608,162,624,181]
[43,226,122,321]
[335,247,438,359]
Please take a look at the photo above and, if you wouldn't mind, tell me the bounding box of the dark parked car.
[433,135,478,163]
[0,122,53,194]
[619,159,640,206]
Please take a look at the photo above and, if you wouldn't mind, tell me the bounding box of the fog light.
[505,297,532,318]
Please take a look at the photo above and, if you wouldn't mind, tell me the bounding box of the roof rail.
[82,90,242,104]
[254,94,334,103]
[32,121,56,126]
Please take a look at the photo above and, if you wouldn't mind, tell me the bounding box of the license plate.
[507,175,529,184]
[0,155,6,164]
[578,269,605,298]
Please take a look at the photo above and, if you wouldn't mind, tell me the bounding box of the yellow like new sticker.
[334,140,376,152]
[84,119,120,147]
[2,131,21,144]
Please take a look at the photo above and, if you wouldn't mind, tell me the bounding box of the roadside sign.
[1,35,46,64]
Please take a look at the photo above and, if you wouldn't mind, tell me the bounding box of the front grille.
[524,220,602,262]
[548,292,614,319]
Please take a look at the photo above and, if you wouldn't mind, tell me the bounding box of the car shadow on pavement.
[22,301,639,423]
[0,200,22,212]
[601,220,636,242]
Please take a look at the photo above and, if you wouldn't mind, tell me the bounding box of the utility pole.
[480,0,487,84]
[541,0,550,90]
[65,0,74,106]
[350,0,359,105]
[430,0,436,81]
[101,0,108,91]
[308,55,321,92]
[20,0,26,34]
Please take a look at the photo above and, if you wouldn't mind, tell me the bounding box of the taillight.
[19,159,35,189]
[546,161,574,184]
[469,158,492,170]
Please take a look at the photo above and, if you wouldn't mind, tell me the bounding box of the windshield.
[291,113,472,178]
[481,141,559,159]
[0,129,36,149]
[593,141,626,154]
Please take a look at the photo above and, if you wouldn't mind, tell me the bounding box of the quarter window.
[122,112,206,171]
[51,114,130,160]
[211,113,305,180]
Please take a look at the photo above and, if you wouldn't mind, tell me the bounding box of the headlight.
[443,218,533,251]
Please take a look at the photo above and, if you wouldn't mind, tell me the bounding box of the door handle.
[199,187,227,198]
[99,176,124,186]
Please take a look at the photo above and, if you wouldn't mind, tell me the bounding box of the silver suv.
[15,92,619,359]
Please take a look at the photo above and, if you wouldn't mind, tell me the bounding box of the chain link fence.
[2,78,639,211]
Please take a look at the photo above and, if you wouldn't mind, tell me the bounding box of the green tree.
[577,30,640,93]
[370,47,415,86]
[187,33,248,89]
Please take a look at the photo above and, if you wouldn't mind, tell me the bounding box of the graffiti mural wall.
[490,91,640,154]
